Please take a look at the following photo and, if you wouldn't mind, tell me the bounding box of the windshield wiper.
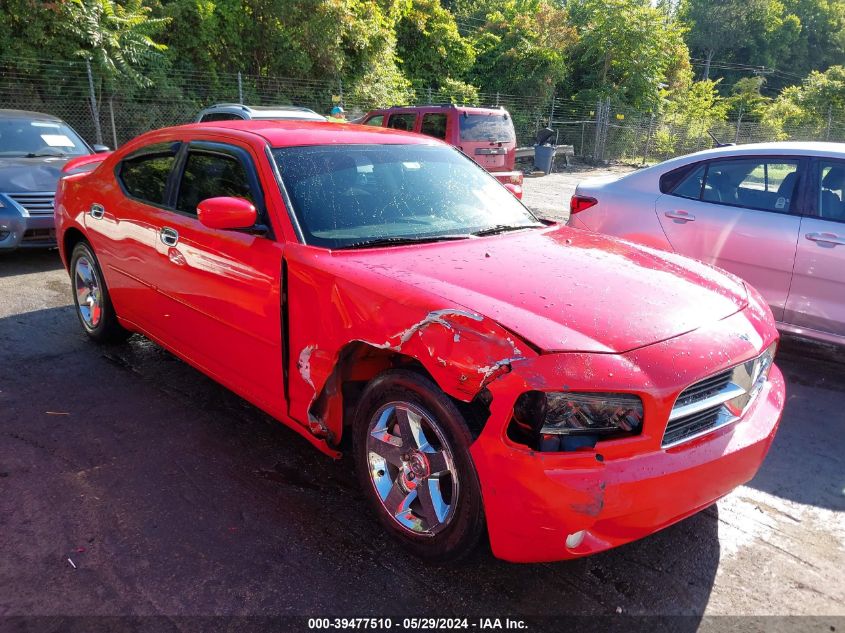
[341,234,473,249]
[472,224,540,237]
[25,152,67,158]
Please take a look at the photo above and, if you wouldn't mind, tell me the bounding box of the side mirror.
[503,183,523,200]
[92,144,111,153]
[197,197,257,230]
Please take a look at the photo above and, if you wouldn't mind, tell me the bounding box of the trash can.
[534,144,556,175]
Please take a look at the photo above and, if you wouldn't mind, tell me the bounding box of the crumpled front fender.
[285,245,536,446]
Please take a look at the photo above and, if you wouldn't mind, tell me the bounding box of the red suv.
[360,105,523,192]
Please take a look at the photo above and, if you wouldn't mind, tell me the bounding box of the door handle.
[664,210,695,222]
[160,227,179,247]
[806,232,845,246]
[89,203,105,219]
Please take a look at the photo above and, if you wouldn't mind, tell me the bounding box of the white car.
[568,142,845,346]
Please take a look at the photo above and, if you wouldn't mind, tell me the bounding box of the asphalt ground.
[1,171,843,632]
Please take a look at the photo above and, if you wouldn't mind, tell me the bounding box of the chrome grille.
[663,346,775,448]
[674,369,732,408]
[7,192,55,215]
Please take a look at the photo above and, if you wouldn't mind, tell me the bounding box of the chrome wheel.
[74,255,102,330]
[366,402,459,536]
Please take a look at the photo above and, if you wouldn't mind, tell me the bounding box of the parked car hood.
[0,156,72,192]
[342,225,748,353]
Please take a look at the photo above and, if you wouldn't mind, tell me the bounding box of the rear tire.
[70,241,129,343]
[352,369,485,563]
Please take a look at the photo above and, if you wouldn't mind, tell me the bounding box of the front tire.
[352,369,485,562]
[70,241,129,343]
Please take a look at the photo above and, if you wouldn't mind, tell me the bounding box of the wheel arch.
[61,226,88,270]
[307,339,495,449]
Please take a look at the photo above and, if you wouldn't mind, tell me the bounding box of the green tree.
[781,0,845,79]
[567,0,691,111]
[63,0,170,87]
[396,0,475,89]
[762,65,845,136]
[728,76,771,123]
[467,0,574,99]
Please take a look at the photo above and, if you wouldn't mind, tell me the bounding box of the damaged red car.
[55,121,785,563]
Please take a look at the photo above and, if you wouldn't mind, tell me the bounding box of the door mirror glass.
[197,196,257,230]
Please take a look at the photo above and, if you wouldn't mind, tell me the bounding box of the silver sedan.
[568,142,845,346]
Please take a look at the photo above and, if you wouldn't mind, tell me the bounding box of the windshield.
[459,113,515,143]
[0,118,90,157]
[273,143,539,249]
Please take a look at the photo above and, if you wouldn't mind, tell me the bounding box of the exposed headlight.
[511,391,644,452]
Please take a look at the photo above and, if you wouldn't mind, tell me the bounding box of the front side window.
[459,113,515,143]
[273,143,540,249]
[176,151,255,215]
[699,159,800,213]
[420,114,448,140]
[817,161,845,222]
[387,114,417,132]
[365,115,384,127]
[0,118,89,157]
[119,147,178,205]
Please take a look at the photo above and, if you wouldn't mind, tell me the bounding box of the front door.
[655,156,805,321]
[143,141,286,416]
[784,158,845,337]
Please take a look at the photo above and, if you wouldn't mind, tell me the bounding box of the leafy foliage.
[2,0,845,134]
[62,0,170,86]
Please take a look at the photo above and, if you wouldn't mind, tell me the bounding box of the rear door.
[90,142,181,328]
[783,158,845,336]
[142,140,286,416]
[654,156,805,321]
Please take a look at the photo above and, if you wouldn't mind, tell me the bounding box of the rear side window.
[420,113,447,140]
[668,164,706,199]
[459,113,515,143]
[702,159,799,213]
[387,114,417,132]
[176,151,255,215]
[364,115,384,127]
[119,146,178,205]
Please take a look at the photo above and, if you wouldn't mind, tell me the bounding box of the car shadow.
[744,335,845,512]
[1,306,718,624]
[0,248,63,277]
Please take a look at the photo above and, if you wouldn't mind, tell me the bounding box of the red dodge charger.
[55,120,785,563]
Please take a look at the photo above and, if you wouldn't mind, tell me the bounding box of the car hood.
[0,156,72,192]
[341,226,748,353]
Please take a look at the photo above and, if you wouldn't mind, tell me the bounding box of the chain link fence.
[3,58,845,163]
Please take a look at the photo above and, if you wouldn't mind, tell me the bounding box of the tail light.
[570,195,598,215]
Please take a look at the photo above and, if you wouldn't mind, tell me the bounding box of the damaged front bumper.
[470,307,785,563]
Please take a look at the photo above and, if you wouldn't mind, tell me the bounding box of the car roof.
[368,105,509,115]
[197,103,326,120]
[0,109,64,121]
[157,120,442,148]
[676,141,845,161]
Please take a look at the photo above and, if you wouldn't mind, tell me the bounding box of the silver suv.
[195,103,326,123]
[0,109,104,252]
